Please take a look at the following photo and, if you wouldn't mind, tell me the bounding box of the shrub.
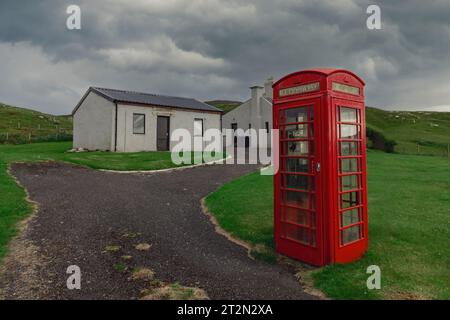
[366,127,397,153]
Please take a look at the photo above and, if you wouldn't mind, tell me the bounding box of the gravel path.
[0,161,315,300]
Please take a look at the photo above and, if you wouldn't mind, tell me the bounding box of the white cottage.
[222,78,273,147]
[72,87,222,152]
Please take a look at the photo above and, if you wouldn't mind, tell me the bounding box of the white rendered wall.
[116,104,221,152]
[73,91,115,151]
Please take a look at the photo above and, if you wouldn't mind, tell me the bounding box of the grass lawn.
[205,150,450,299]
[0,141,223,260]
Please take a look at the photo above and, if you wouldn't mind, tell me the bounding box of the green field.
[0,102,72,144]
[0,141,222,260]
[205,150,450,299]
[366,107,450,156]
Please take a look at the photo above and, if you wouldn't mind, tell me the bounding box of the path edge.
[0,164,48,299]
[200,196,327,300]
[99,155,233,174]
[200,197,253,258]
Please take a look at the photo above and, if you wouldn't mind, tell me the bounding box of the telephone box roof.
[273,68,365,87]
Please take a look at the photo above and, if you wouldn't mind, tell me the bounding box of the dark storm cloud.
[0,0,450,114]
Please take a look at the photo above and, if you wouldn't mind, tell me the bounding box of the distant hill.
[0,102,72,144]
[366,107,450,156]
[206,99,450,156]
[205,100,242,114]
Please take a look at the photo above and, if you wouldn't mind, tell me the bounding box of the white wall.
[222,79,273,147]
[260,97,273,148]
[73,91,115,151]
[116,104,221,152]
[222,99,251,132]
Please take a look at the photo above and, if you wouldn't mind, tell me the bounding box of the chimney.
[264,77,274,100]
[250,86,264,124]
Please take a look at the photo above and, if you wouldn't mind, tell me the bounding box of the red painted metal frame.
[273,69,368,266]
[274,97,324,266]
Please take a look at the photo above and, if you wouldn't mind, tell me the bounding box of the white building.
[222,78,273,147]
[72,87,222,152]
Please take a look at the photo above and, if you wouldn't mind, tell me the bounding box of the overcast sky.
[1,0,450,115]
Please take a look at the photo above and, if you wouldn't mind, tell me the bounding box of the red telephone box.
[272,68,368,266]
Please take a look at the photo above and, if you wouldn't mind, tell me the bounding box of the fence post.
[6,132,8,141]
[28,132,31,141]
[447,144,450,158]
[417,143,420,154]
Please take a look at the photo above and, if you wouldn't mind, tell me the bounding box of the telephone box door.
[333,98,368,263]
[275,98,324,266]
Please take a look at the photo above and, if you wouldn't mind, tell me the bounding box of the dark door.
[157,116,170,151]
[231,123,237,146]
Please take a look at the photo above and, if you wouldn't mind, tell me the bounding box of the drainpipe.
[114,102,118,152]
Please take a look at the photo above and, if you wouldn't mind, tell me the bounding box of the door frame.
[274,96,325,266]
[157,116,170,151]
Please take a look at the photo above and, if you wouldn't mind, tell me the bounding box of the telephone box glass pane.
[285,107,308,123]
[340,141,359,156]
[284,207,310,226]
[286,141,308,156]
[341,208,360,227]
[286,124,308,139]
[341,175,359,191]
[286,158,308,172]
[341,158,359,172]
[285,175,308,190]
[285,224,310,245]
[283,191,309,209]
[341,192,360,209]
[342,225,361,244]
[340,124,359,139]
[310,176,315,192]
[340,107,357,122]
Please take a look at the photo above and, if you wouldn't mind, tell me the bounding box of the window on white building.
[133,113,145,134]
[194,118,204,137]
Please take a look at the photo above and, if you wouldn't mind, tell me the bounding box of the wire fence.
[0,131,73,145]
[1,129,448,158]
[391,143,450,158]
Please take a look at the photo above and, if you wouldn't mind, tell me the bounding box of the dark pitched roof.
[73,87,222,115]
